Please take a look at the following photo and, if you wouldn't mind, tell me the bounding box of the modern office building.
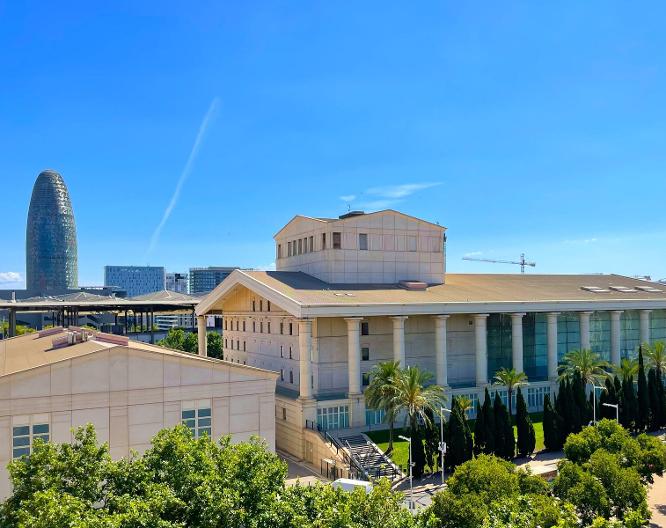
[0,328,277,499]
[154,313,195,330]
[189,267,239,294]
[166,272,189,294]
[104,266,166,298]
[195,209,666,462]
[25,169,78,293]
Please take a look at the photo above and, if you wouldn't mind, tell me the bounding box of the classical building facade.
[195,210,666,461]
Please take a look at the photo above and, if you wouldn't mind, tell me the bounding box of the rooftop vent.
[338,210,365,219]
[51,330,91,349]
[399,280,428,291]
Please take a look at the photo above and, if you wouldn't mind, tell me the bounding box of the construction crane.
[462,253,536,273]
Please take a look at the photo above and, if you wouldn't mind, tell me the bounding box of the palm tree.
[389,366,446,435]
[457,396,473,415]
[614,357,639,381]
[364,361,401,452]
[558,348,609,386]
[493,367,527,419]
[644,341,666,378]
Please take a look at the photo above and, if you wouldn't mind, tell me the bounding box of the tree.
[493,367,527,420]
[648,368,661,431]
[157,328,186,350]
[621,374,638,431]
[473,399,486,456]
[446,396,473,469]
[482,388,496,455]
[542,393,562,451]
[558,348,609,386]
[389,366,445,477]
[207,332,222,359]
[493,392,514,459]
[572,370,591,425]
[644,340,666,378]
[364,361,401,452]
[182,332,198,353]
[615,357,639,382]
[637,347,650,431]
[553,460,611,525]
[515,387,535,457]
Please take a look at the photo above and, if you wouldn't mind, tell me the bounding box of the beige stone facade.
[0,330,277,499]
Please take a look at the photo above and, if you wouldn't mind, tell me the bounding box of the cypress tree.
[411,425,426,478]
[637,347,650,431]
[516,387,535,457]
[543,393,562,450]
[555,379,569,442]
[648,368,661,432]
[658,368,666,428]
[502,399,515,459]
[566,378,582,434]
[572,371,589,426]
[447,397,472,468]
[621,375,638,431]
[473,400,485,455]
[493,392,506,457]
[483,388,496,454]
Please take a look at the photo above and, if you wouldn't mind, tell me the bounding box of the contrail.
[146,97,220,259]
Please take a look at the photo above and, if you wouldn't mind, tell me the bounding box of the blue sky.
[1,1,665,289]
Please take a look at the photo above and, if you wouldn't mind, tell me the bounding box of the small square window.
[361,322,369,335]
[362,347,369,361]
[359,233,368,250]
[362,373,371,386]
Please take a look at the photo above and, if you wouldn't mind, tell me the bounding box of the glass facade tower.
[25,170,78,293]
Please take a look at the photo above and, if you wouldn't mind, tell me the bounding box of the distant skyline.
[1,2,666,289]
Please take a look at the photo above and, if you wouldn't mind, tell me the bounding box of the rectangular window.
[361,322,369,335]
[224,338,228,348]
[253,322,256,333]
[235,320,239,331]
[243,321,246,332]
[267,301,271,311]
[252,300,256,312]
[236,340,239,350]
[277,244,282,259]
[362,373,370,386]
[243,341,246,351]
[280,345,283,358]
[181,403,212,439]
[316,405,350,431]
[309,236,314,252]
[332,232,342,249]
[280,322,284,335]
[267,322,271,334]
[359,233,368,250]
[289,346,293,359]
[361,347,369,361]
[288,241,292,257]
[408,236,417,252]
[224,319,227,330]
[289,370,294,384]
[289,323,293,335]
[260,300,263,311]
[298,239,302,254]
[282,407,287,420]
[230,340,234,350]
[260,322,263,333]
[12,422,50,459]
[280,369,284,381]
[322,233,327,249]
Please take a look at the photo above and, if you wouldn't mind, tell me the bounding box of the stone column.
[8,308,16,338]
[474,314,489,386]
[579,311,593,350]
[197,315,207,357]
[298,319,313,399]
[547,312,560,380]
[640,310,652,346]
[345,317,363,395]
[511,313,526,373]
[434,315,449,387]
[391,316,408,366]
[610,310,623,366]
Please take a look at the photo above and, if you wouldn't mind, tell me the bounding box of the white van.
[331,478,373,493]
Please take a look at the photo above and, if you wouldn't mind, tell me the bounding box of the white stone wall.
[0,346,277,500]
[275,212,446,284]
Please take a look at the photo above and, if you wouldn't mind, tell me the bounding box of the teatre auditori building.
[194,209,666,461]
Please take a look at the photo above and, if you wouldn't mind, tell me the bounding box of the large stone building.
[0,328,277,499]
[195,209,666,462]
[25,169,78,293]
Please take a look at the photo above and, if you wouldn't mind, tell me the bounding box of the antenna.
[462,253,536,273]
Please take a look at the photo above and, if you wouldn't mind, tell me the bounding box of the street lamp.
[398,435,413,509]
[603,402,619,423]
[439,407,452,485]
[591,384,605,425]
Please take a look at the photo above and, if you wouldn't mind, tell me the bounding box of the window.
[322,233,327,249]
[289,323,293,335]
[280,345,284,358]
[260,322,263,333]
[224,319,227,330]
[309,236,314,252]
[408,236,417,252]
[253,322,256,332]
[332,232,342,249]
[280,323,284,335]
[361,322,369,335]
[252,300,256,312]
[181,403,212,439]
[243,341,246,351]
[288,241,292,257]
[362,347,369,361]
[280,369,284,381]
[359,233,368,250]
[282,407,287,420]
[298,239,302,254]
[362,373,370,386]
[224,338,228,348]
[235,320,239,331]
[236,340,239,350]
[242,321,246,332]
[289,346,293,359]
[12,422,49,459]
[267,322,271,333]
[277,244,282,259]
[260,300,263,311]
[230,340,234,350]
[267,301,271,311]
[289,370,294,384]
[317,406,350,431]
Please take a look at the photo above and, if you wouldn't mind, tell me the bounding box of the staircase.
[337,433,403,482]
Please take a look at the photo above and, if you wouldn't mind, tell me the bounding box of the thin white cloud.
[0,272,21,284]
[255,262,276,271]
[563,237,598,245]
[366,182,441,199]
[339,194,356,202]
[463,251,483,258]
[146,98,220,258]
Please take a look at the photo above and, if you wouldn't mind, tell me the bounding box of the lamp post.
[591,384,605,425]
[439,407,452,486]
[603,402,619,423]
[398,434,413,509]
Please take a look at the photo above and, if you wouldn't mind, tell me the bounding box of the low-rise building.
[0,327,277,499]
[194,209,666,464]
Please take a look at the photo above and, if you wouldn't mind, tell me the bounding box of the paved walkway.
[649,474,666,528]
